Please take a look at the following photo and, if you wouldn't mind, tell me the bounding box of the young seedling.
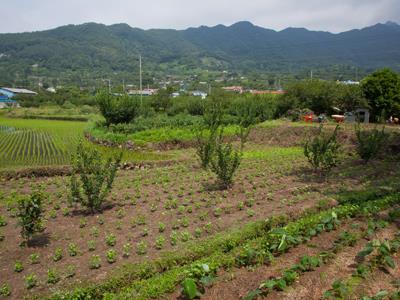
[47,269,60,284]
[106,249,117,264]
[24,274,38,289]
[89,255,101,269]
[67,243,78,256]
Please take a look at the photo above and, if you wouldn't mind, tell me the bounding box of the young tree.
[18,188,45,244]
[96,91,140,125]
[355,123,387,163]
[70,142,122,213]
[304,125,341,174]
[209,127,243,188]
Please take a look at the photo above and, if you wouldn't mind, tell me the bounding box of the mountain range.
[0,21,399,86]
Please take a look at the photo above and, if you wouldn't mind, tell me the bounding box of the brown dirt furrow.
[273,224,399,300]
[198,221,358,300]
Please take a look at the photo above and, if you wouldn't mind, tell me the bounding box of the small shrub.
[69,142,121,213]
[17,188,45,243]
[355,124,387,163]
[209,128,243,188]
[304,125,340,173]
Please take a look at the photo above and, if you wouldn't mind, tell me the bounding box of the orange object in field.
[303,114,314,123]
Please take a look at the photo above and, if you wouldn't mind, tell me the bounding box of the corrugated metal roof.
[1,87,37,95]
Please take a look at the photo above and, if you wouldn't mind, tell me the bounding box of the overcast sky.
[1,0,399,34]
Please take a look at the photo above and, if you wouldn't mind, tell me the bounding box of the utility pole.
[139,54,143,105]
[310,70,313,80]
[108,79,111,94]
[122,79,125,93]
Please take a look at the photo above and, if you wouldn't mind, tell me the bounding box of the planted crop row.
[243,215,395,299]
[0,128,74,167]
[47,193,400,300]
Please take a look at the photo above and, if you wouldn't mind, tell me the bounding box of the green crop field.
[0,116,170,169]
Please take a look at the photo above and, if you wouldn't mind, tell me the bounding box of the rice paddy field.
[0,116,170,169]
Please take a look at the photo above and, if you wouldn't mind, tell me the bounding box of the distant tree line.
[278,68,400,121]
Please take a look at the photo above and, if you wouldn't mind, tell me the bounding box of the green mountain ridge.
[0,21,399,86]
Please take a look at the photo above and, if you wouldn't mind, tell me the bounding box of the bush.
[96,91,140,125]
[209,128,243,188]
[355,124,387,163]
[304,125,341,173]
[70,142,122,213]
[17,188,45,243]
[195,127,217,170]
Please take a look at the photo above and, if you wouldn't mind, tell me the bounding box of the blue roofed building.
[0,87,37,108]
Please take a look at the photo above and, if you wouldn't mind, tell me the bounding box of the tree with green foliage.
[209,127,243,188]
[361,68,400,121]
[152,86,174,112]
[96,91,140,125]
[304,125,341,174]
[70,142,122,213]
[355,124,387,163]
[17,188,45,244]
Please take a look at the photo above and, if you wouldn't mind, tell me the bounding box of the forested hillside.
[1,21,399,86]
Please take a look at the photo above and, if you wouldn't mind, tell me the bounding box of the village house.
[0,87,37,108]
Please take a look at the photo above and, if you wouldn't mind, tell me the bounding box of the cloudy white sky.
[1,0,399,33]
